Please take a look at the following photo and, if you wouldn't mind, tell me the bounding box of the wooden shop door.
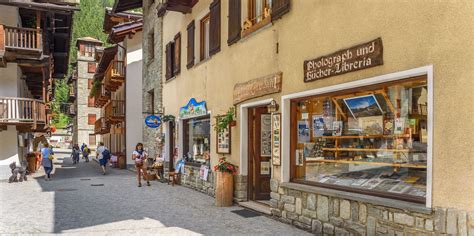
[248,106,271,200]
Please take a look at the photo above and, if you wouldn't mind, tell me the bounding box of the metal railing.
[0,97,46,124]
[1,25,42,51]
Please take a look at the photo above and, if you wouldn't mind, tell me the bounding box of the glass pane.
[292,77,428,202]
[204,20,210,59]
[183,116,211,165]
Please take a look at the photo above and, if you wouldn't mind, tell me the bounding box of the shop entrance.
[248,106,271,201]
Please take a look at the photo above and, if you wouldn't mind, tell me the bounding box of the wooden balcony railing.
[105,100,125,123]
[0,25,42,51]
[111,60,125,78]
[104,60,125,92]
[94,117,110,134]
[0,97,46,125]
[94,83,110,108]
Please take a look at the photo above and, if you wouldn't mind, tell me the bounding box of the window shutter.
[174,33,181,75]
[165,42,173,80]
[209,0,221,56]
[88,62,96,73]
[227,0,241,46]
[186,21,195,69]
[79,44,85,56]
[271,0,290,21]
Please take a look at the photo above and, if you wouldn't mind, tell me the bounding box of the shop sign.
[304,38,383,82]
[145,115,161,128]
[179,98,207,119]
[233,72,282,105]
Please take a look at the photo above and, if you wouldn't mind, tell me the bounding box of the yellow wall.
[162,0,474,210]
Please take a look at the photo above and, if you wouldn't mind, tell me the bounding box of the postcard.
[360,178,384,189]
[312,114,325,137]
[298,120,310,143]
[343,94,383,119]
[358,116,383,135]
[388,182,412,194]
[332,121,343,136]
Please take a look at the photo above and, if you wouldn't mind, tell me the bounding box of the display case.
[291,76,428,203]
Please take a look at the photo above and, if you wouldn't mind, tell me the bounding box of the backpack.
[83,147,90,154]
[102,149,111,160]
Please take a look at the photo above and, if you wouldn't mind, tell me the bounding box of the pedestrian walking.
[41,143,53,181]
[132,143,150,187]
[82,144,91,162]
[71,144,80,164]
[96,142,110,175]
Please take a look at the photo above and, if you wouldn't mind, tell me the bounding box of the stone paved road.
[0,151,311,235]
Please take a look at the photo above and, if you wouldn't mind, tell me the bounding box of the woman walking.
[71,144,80,164]
[132,143,150,187]
[41,143,53,181]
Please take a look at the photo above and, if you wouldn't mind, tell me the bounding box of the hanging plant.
[214,107,235,134]
[162,114,175,122]
[89,80,101,97]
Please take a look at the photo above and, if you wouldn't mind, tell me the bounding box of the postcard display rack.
[294,78,428,202]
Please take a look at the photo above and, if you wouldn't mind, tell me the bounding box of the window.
[200,14,210,61]
[148,31,155,62]
[85,43,94,57]
[183,116,211,166]
[248,0,271,24]
[88,134,96,146]
[88,114,96,125]
[187,21,195,69]
[88,96,95,107]
[88,62,96,73]
[88,79,93,89]
[173,33,181,75]
[291,77,429,203]
[148,90,154,114]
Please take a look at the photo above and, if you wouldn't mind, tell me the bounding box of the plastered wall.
[161,0,474,210]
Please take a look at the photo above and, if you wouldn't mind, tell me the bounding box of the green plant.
[89,80,101,97]
[214,107,235,133]
[162,114,175,122]
[213,157,238,175]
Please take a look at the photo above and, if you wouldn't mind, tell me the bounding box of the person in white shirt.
[132,143,151,187]
[96,142,107,175]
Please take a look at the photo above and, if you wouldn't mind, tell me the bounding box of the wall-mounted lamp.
[267,99,279,113]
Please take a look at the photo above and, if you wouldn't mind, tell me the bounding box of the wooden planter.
[215,172,234,207]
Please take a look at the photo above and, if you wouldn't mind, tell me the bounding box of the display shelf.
[322,148,410,153]
[306,159,427,169]
[316,134,411,139]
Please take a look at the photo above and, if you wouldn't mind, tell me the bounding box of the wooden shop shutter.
[186,21,195,69]
[173,33,181,75]
[271,0,290,21]
[209,0,221,56]
[165,42,173,80]
[227,0,241,46]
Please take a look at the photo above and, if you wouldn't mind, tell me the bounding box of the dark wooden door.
[248,106,271,200]
[168,121,175,171]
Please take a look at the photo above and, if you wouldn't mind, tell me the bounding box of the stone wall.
[269,180,473,235]
[179,165,215,197]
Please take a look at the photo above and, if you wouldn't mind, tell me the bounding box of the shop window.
[199,14,210,61]
[88,62,96,73]
[183,116,211,166]
[88,134,96,146]
[290,77,429,203]
[88,114,96,125]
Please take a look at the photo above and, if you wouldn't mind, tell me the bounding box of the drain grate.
[56,188,78,192]
[80,178,91,181]
[91,184,104,186]
[231,209,261,218]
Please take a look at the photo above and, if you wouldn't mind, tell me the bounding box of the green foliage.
[50,79,70,128]
[214,107,235,133]
[89,79,101,97]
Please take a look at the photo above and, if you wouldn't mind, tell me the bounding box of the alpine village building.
[114,0,474,235]
[0,1,77,178]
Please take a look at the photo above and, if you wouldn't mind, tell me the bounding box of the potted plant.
[213,156,238,207]
[214,107,236,133]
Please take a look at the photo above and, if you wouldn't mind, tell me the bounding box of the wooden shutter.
[88,97,95,107]
[88,62,96,73]
[165,42,173,80]
[174,33,181,75]
[271,0,290,21]
[227,0,241,46]
[186,21,195,69]
[209,0,221,56]
[88,114,96,125]
[79,43,85,56]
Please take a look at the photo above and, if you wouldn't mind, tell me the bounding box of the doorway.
[248,106,271,201]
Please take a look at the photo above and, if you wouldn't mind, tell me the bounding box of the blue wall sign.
[179,98,207,119]
[145,115,161,128]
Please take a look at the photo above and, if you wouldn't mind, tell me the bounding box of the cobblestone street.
[0,152,310,235]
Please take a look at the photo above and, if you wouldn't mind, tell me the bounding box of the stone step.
[239,201,272,215]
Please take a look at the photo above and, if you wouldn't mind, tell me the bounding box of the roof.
[103,7,142,33]
[76,37,103,47]
[112,0,142,13]
[108,20,143,44]
[0,0,79,12]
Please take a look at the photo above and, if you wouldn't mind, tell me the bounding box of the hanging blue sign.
[179,98,207,119]
[145,115,161,128]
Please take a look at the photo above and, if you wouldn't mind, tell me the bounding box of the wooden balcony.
[94,117,110,134]
[94,83,111,108]
[104,60,125,92]
[0,97,46,127]
[68,84,76,102]
[105,100,125,124]
[0,25,43,63]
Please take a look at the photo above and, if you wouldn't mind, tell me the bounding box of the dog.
[8,161,28,183]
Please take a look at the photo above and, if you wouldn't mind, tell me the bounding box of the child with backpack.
[82,145,91,162]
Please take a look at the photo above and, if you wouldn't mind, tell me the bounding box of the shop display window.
[291,76,429,203]
[183,116,211,166]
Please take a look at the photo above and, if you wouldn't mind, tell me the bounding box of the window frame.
[148,31,155,63]
[200,13,210,61]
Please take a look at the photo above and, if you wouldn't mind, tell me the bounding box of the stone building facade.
[73,37,103,148]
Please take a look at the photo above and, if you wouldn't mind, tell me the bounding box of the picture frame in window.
[271,113,281,165]
[216,116,231,154]
[343,94,383,119]
[260,114,272,157]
